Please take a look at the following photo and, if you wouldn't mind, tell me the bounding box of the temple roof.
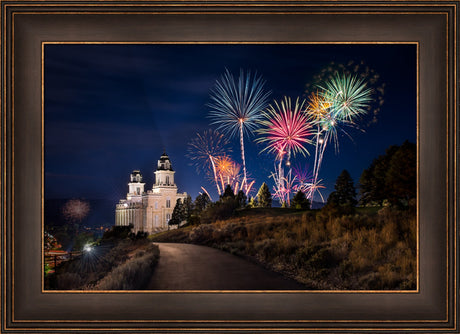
[157,152,174,171]
[130,170,143,182]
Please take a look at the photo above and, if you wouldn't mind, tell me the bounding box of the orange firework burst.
[306,91,331,122]
[214,156,242,193]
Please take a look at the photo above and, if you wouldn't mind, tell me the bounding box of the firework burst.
[292,164,313,191]
[214,155,242,194]
[187,130,231,195]
[256,96,314,205]
[303,72,373,203]
[62,199,90,222]
[307,91,331,122]
[319,73,373,122]
[305,60,385,127]
[305,179,326,203]
[208,69,271,192]
[256,97,313,163]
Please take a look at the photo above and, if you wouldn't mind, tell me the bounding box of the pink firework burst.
[257,97,313,162]
[62,199,90,222]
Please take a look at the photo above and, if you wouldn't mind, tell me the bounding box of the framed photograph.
[2,1,458,332]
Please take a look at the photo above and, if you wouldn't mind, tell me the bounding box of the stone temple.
[115,152,187,234]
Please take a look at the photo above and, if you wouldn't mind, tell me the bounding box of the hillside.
[46,236,159,290]
[151,206,416,290]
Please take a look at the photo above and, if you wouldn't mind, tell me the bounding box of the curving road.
[147,243,306,290]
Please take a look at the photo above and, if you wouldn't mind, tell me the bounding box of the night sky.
[44,44,416,206]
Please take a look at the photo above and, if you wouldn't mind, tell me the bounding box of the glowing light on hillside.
[83,244,93,253]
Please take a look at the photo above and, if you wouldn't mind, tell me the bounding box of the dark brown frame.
[2,1,458,333]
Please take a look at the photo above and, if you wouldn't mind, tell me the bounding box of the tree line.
[327,140,416,210]
[169,181,312,227]
[170,140,416,226]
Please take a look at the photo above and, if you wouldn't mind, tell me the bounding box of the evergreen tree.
[169,198,184,227]
[359,141,416,206]
[236,190,247,208]
[256,182,272,208]
[291,190,310,210]
[385,141,416,205]
[359,145,399,206]
[329,170,357,207]
[358,167,376,205]
[221,184,235,200]
[248,197,258,208]
[327,191,340,205]
[194,193,210,214]
[183,195,193,222]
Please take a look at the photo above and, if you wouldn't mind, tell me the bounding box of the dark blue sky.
[44,44,416,203]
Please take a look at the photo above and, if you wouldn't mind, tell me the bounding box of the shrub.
[152,204,416,290]
[94,244,159,290]
[189,224,215,244]
[200,199,239,224]
[102,225,133,241]
[254,238,278,260]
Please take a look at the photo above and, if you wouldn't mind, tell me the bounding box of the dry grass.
[93,244,159,290]
[152,206,416,290]
[49,239,156,290]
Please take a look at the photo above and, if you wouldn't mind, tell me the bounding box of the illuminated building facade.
[115,153,187,234]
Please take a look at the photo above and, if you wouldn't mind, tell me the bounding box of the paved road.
[147,243,306,290]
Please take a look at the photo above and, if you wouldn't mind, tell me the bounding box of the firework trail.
[305,178,326,203]
[208,69,271,194]
[270,164,297,207]
[289,164,326,205]
[200,187,213,202]
[187,130,231,195]
[306,92,323,185]
[305,72,373,202]
[256,96,313,206]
